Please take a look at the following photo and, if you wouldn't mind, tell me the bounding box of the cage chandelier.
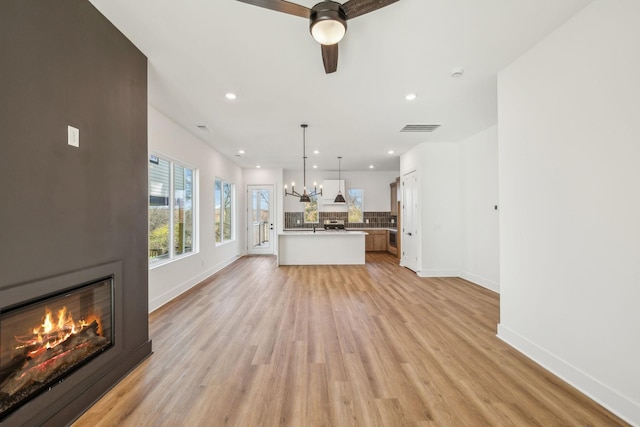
[284,124,322,203]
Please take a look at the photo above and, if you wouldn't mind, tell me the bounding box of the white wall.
[401,143,462,277]
[283,169,399,213]
[420,143,462,277]
[460,125,500,291]
[497,0,640,423]
[148,106,245,312]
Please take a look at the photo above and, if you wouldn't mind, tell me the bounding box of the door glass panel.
[251,188,271,250]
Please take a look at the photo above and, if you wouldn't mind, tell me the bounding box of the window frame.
[303,195,319,224]
[215,177,235,245]
[347,188,364,223]
[148,153,197,268]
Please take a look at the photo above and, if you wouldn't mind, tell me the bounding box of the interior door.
[247,185,275,255]
[401,171,420,272]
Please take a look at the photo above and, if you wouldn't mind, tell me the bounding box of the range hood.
[323,180,345,204]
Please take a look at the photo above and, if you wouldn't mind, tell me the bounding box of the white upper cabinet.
[323,180,345,203]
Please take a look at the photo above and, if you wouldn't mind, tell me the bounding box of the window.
[174,164,194,255]
[215,178,234,243]
[304,196,319,223]
[149,155,195,265]
[348,189,363,223]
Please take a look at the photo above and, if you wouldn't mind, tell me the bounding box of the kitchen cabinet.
[365,229,387,252]
[374,232,387,251]
[390,177,400,215]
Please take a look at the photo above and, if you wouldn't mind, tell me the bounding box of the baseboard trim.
[497,323,640,426]
[149,255,241,312]
[417,268,460,278]
[461,271,500,293]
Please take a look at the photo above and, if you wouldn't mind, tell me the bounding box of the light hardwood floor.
[73,253,628,426]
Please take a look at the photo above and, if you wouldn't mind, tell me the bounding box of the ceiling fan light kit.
[237,0,399,73]
[310,2,347,45]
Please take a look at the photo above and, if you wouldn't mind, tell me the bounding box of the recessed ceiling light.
[225,92,237,100]
[405,93,417,101]
[238,149,245,154]
[369,165,375,169]
[451,67,464,78]
[256,165,261,168]
[388,150,394,155]
[313,164,318,169]
[313,150,320,155]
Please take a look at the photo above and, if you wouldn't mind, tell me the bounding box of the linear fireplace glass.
[0,277,114,419]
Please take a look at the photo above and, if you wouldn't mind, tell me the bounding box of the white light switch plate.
[68,125,79,147]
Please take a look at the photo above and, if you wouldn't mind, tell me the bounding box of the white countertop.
[280,230,367,236]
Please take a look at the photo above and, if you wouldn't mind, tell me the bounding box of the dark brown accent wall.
[0,1,151,425]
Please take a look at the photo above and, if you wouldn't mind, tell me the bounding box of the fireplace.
[0,261,131,425]
[0,277,114,419]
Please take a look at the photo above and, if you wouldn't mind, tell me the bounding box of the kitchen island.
[278,230,367,265]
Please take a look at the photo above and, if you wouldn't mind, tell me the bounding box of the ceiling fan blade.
[321,44,338,74]
[236,0,311,18]
[341,0,399,20]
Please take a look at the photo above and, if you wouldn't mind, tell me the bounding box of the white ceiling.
[88,0,593,172]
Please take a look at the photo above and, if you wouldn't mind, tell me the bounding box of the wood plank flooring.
[72,253,628,426]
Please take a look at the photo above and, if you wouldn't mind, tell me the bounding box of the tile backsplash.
[285,211,397,229]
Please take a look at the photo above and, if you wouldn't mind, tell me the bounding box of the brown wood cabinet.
[365,229,387,252]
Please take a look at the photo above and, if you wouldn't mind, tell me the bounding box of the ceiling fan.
[236,0,399,73]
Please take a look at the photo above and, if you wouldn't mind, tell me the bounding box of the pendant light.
[334,156,346,203]
[285,124,322,202]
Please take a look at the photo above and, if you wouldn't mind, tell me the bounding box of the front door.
[247,185,275,255]
[401,171,420,272]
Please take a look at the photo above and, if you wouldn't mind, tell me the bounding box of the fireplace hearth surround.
[0,276,114,419]
[0,262,125,425]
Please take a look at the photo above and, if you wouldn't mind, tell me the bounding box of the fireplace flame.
[15,307,101,357]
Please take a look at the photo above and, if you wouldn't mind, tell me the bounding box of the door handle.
[407,232,412,236]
